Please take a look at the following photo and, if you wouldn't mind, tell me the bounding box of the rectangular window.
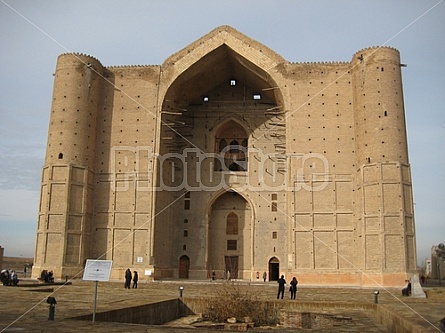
[272,231,277,239]
[227,240,237,251]
[271,193,277,200]
[184,192,190,210]
[271,202,277,212]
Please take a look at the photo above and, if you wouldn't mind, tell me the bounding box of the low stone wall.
[373,305,430,333]
[73,298,194,325]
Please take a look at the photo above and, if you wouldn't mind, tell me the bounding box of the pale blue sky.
[0,0,443,264]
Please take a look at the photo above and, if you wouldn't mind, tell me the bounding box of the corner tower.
[34,54,104,278]
[352,47,416,285]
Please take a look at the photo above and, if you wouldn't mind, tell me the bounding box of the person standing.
[263,271,267,282]
[132,271,139,289]
[289,276,298,299]
[125,268,132,289]
[277,275,286,299]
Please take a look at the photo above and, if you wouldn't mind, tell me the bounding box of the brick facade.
[33,26,416,286]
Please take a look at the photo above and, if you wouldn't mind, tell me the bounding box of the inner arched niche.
[215,120,248,171]
[208,191,252,279]
[160,44,282,155]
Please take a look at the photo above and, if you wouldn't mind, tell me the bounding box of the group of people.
[257,271,267,282]
[277,275,299,299]
[40,270,54,283]
[0,269,19,286]
[124,268,139,289]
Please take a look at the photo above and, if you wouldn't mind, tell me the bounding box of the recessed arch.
[214,120,248,172]
[226,212,239,235]
[207,190,253,280]
[268,256,280,281]
[161,26,285,109]
[179,255,190,279]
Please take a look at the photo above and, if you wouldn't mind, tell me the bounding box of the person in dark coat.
[132,271,138,289]
[289,276,298,299]
[402,280,411,296]
[125,268,132,289]
[277,275,286,299]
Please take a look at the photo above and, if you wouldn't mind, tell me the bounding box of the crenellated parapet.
[353,45,400,57]
[58,52,102,64]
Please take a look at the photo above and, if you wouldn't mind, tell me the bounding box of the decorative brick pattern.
[33,26,415,286]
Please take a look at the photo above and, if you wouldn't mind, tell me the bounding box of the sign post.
[82,259,113,323]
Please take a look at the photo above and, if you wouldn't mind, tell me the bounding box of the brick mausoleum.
[33,26,416,286]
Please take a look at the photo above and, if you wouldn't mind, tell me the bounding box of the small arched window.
[226,212,238,235]
[229,140,239,153]
[219,139,227,152]
[215,120,248,172]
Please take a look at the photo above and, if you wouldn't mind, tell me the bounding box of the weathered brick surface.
[33,26,415,286]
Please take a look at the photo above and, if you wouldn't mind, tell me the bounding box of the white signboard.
[82,259,113,282]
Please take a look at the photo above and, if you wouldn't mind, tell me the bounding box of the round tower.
[46,53,104,167]
[351,47,416,284]
[34,53,104,279]
[352,47,408,166]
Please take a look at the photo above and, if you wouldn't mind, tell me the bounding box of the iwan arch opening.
[159,42,285,159]
[214,119,248,172]
[207,190,253,280]
[153,36,285,280]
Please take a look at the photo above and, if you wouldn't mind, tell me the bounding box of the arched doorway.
[268,257,280,281]
[179,255,190,279]
[208,191,252,279]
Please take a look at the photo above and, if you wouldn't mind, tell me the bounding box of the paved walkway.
[0,279,444,332]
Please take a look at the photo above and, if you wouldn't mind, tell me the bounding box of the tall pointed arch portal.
[208,191,252,280]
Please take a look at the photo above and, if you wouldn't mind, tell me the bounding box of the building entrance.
[225,255,238,279]
[269,257,280,281]
[179,255,190,278]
